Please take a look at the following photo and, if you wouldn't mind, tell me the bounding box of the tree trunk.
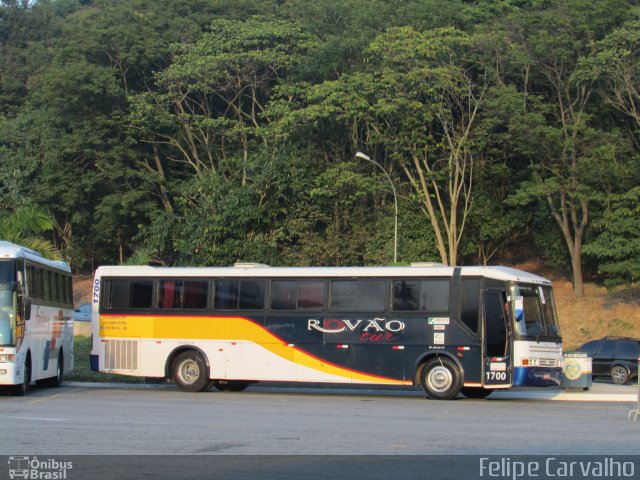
[572,243,584,297]
[547,194,587,297]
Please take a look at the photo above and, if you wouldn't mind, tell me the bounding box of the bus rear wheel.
[420,357,462,400]
[172,351,210,392]
[37,352,63,388]
[211,380,251,392]
[460,387,492,399]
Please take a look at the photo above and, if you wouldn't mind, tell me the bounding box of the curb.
[63,381,638,402]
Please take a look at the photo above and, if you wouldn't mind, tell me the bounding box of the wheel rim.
[178,359,200,385]
[427,366,453,393]
[612,367,627,384]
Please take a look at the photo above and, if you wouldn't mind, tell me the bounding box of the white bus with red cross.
[0,241,74,395]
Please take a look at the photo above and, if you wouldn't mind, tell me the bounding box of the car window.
[597,340,615,357]
[579,340,601,355]
[615,341,639,358]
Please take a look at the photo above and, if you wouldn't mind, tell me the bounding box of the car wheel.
[610,365,628,385]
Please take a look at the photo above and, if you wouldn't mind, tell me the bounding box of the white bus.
[90,263,563,399]
[0,241,74,395]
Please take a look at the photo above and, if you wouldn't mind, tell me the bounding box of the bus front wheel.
[14,356,31,396]
[420,357,462,400]
[172,351,210,392]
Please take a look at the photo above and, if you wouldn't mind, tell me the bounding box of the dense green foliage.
[1,0,639,295]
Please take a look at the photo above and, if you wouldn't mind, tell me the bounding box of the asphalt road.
[1,383,638,456]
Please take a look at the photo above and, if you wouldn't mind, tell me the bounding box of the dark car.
[577,337,640,385]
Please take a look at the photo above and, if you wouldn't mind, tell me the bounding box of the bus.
[0,241,74,395]
[90,263,563,399]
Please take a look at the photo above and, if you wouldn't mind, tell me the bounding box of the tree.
[273,27,486,265]
[499,1,630,296]
[0,205,59,258]
[129,17,314,181]
[583,186,640,290]
[584,16,640,137]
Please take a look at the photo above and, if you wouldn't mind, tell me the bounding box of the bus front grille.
[538,358,558,368]
[104,340,138,371]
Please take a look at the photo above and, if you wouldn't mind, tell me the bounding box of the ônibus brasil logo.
[8,456,73,480]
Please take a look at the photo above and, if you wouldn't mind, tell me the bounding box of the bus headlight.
[0,354,15,363]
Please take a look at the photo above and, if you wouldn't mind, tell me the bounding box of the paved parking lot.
[1,382,638,456]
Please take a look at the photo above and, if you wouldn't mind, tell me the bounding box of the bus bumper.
[0,362,17,385]
[513,366,562,387]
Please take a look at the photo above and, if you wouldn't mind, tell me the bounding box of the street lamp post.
[355,151,398,264]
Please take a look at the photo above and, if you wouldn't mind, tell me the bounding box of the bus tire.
[212,380,251,392]
[460,387,492,399]
[172,351,210,392]
[420,357,462,400]
[37,352,64,388]
[14,356,31,396]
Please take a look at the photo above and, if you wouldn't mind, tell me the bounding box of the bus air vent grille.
[104,339,138,371]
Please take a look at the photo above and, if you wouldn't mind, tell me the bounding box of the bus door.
[482,290,512,388]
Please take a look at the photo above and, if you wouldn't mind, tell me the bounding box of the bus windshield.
[510,284,561,340]
[0,289,15,346]
[0,261,14,287]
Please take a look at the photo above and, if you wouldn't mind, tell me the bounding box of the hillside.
[543,275,639,350]
[72,267,640,351]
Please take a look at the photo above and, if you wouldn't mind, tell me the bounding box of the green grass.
[66,336,144,383]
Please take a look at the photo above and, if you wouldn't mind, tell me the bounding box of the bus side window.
[183,281,208,309]
[159,280,180,309]
[460,279,481,334]
[214,280,239,310]
[44,270,51,302]
[271,281,297,310]
[52,273,60,305]
[26,266,36,299]
[392,280,450,312]
[129,280,153,308]
[297,281,324,310]
[239,280,265,310]
[330,280,386,312]
[67,276,73,306]
[37,268,45,302]
[106,279,130,310]
[393,280,420,311]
